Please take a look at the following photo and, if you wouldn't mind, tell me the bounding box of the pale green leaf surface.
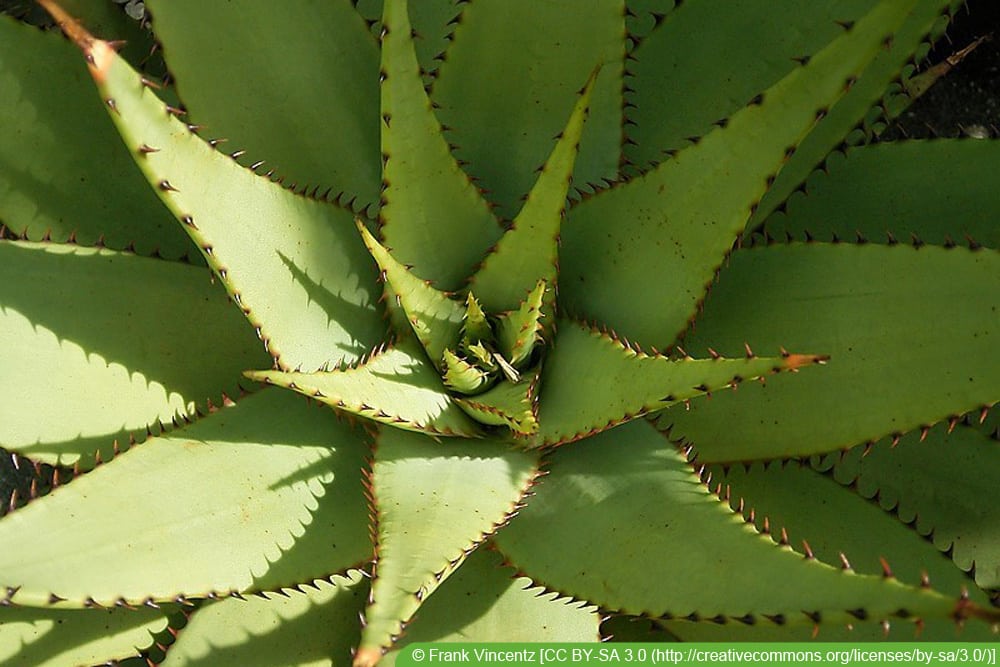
[0,605,168,667]
[717,460,987,597]
[455,368,541,436]
[0,241,268,467]
[495,280,546,367]
[431,0,624,221]
[659,244,999,462]
[248,337,481,437]
[824,423,1000,590]
[378,0,501,289]
[0,390,371,607]
[470,72,596,313]
[159,572,367,667]
[441,348,490,395]
[79,33,387,371]
[764,140,1000,249]
[561,0,924,348]
[0,16,192,259]
[383,548,599,664]
[357,221,465,367]
[359,428,539,659]
[534,319,824,447]
[145,0,381,211]
[493,420,993,625]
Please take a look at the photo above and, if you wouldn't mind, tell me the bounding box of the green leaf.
[384,547,599,663]
[357,220,465,367]
[495,280,547,367]
[461,292,492,345]
[560,0,927,348]
[659,243,999,462]
[0,15,192,260]
[533,319,826,447]
[0,605,168,667]
[431,0,624,221]
[247,337,481,438]
[493,419,997,626]
[0,241,268,468]
[144,0,381,211]
[58,18,387,371]
[378,0,501,290]
[441,348,490,396]
[764,140,1000,249]
[823,422,1000,590]
[0,390,371,607]
[750,1,957,227]
[159,572,367,667]
[455,368,541,436]
[358,428,539,662]
[469,71,597,313]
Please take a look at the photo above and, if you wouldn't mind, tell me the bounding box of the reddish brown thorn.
[802,540,815,559]
[979,406,990,424]
[743,342,755,359]
[158,180,179,193]
[838,552,852,571]
[879,557,894,579]
[919,426,930,442]
[920,571,931,588]
[7,488,18,513]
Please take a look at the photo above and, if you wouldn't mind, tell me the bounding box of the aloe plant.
[0,0,998,664]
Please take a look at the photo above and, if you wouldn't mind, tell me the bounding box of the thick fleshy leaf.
[495,280,547,368]
[431,0,624,221]
[764,140,1000,249]
[469,72,597,313]
[158,572,367,667]
[0,390,371,607]
[248,337,481,438]
[0,604,168,667]
[378,0,501,289]
[44,9,387,371]
[533,319,826,447]
[383,547,599,663]
[441,349,490,395]
[455,368,541,436]
[0,241,268,467]
[749,1,957,227]
[821,422,1000,590]
[659,243,999,462]
[354,0,462,83]
[494,419,997,627]
[561,0,927,348]
[357,428,539,665]
[357,221,464,367]
[0,15,192,259]
[144,0,381,211]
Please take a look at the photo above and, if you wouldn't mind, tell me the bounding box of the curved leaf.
[764,140,1000,249]
[357,221,465,367]
[660,243,999,462]
[0,390,371,607]
[431,0,624,221]
[0,604,168,667]
[534,319,826,447]
[824,422,1000,590]
[357,428,539,664]
[0,241,268,467]
[470,72,597,313]
[159,572,367,667]
[384,547,599,663]
[248,337,481,438]
[0,15,192,260]
[561,0,928,348]
[145,0,381,211]
[455,368,541,436]
[378,0,501,289]
[45,10,388,371]
[494,419,997,627]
